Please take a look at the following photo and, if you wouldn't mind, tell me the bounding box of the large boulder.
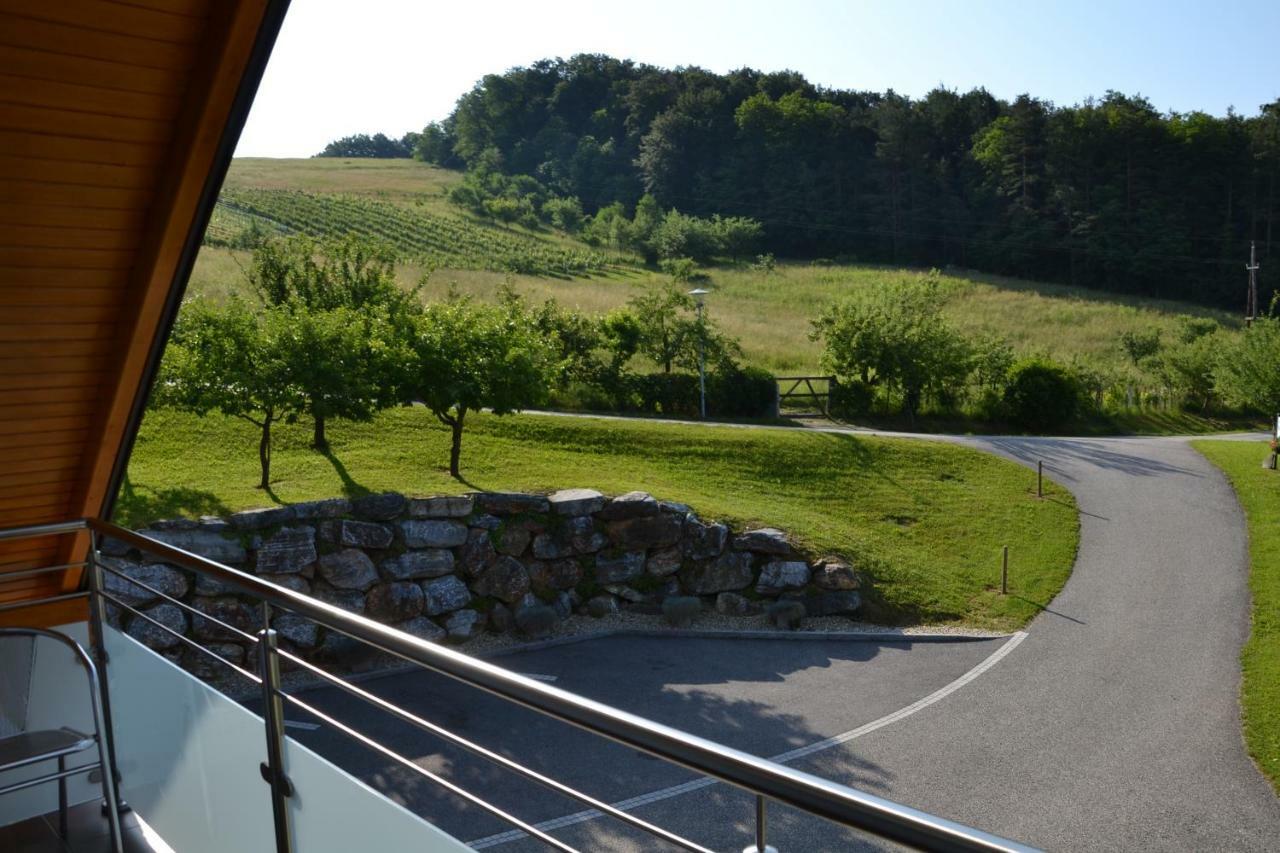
[254,526,317,575]
[811,559,860,591]
[714,592,758,616]
[272,613,319,648]
[792,590,862,617]
[585,595,619,618]
[547,488,605,516]
[291,498,352,520]
[597,491,659,521]
[595,551,644,585]
[528,559,582,595]
[733,528,791,556]
[336,520,394,550]
[422,576,472,616]
[317,549,378,590]
[458,529,497,577]
[190,596,258,643]
[683,519,728,559]
[606,514,682,550]
[445,609,481,641]
[475,492,549,515]
[755,561,811,595]
[681,551,753,594]
[101,558,189,606]
[312,585,365,614]
[395,616,446,643]
[531,533,574,560]
[381,549,454,581]
[471,556,530,604]
[645,546,682,578]
[353,492,407,521]
[228,506,294,531]
[408,495,474,518]
[400,519,467,549]
[366,581,426,622]
[127,603,188,650]
[495,524,532,556]
[142,529,246,565]
[515,603,558,639]
[565,516,606,554]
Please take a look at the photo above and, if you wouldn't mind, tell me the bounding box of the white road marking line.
[468,631,1029,849]
[517,673,559,682]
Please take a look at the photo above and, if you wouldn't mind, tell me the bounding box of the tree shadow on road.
[978,437,1203,481]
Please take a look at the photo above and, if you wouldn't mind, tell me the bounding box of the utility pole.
[1247,240,1261,326]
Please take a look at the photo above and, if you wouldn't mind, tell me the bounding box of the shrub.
[1002,358,1083,429]
[707,367,777,417]
[829,379,875,419]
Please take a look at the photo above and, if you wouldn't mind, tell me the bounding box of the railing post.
[257,612,294,853]
[743,794,778,853]
[85,530,129,822]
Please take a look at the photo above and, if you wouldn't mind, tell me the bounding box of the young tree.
[154,299,303,489]
[1214,318,1280,414]
[249,235,418,449]
[810,279,972,423]
[408,298,555,479]
[626,284,741,375]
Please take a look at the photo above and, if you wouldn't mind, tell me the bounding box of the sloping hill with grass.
[121,407,1078,631]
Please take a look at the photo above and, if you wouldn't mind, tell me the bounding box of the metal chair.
[0,627,122,852]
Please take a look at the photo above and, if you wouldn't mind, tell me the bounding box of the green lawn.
[1193,440,1280,793]
[119,408,1078,631]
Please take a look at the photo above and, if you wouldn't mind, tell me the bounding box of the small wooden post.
[1037,461,1043,498]
[1001,546,1009,595]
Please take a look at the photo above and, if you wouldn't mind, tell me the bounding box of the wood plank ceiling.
[0,0,285,626]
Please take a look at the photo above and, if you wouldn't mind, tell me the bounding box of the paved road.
[278,426,1280,851]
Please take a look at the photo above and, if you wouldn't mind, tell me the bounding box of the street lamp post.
[689,288,709,419]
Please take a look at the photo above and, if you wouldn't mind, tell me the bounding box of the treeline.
[411,54,1280,309]
[316,131,420,158]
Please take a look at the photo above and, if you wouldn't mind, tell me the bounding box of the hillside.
[194,158,1244,384]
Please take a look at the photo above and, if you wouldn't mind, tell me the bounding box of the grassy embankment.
[1193,440,1280,792]
[190,158,1258,435]
[120,407,1078,632]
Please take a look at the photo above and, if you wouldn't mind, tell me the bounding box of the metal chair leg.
[57,754,67,839]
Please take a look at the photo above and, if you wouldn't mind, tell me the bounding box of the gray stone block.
[755,560,811,595]
[595,551,645,584]
[228,506,294,531]
[470,556,530,604]
[143,528,247,565]
[101,558,189,606]
[607,514,682,550]
[395,616,446,643]
[475,492,550,515]
[733,528,791,556]
[445,609,481,641]
[548,488,605,516]
[645,546,682,578]
[812,559,860,591]
[382,549,454,580]
[408,495,475,518]
[767,599,806,630]
[400,519,468,548]
[254,526,317,575]
[423,576,472,616]
[317,549,378,590]
[366,581,426,621]
[681,551,753,594]
[337,520,394,550]
[127,603,187,650]
[353,492,407,521]
[597,491,659,521]
[662,596,702,628]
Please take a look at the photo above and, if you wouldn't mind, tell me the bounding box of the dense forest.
[341,55,1280,310]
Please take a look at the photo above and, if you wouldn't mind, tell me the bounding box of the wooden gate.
[775,376,835,416]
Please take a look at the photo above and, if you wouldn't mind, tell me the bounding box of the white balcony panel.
[104,625,470,852]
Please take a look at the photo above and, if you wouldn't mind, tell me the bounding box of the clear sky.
[235,0,1280,158]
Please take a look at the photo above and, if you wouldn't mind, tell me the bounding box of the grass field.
[1193,440,1280,793]
[119,407,1078,631]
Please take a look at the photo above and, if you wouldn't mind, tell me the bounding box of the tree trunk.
[258,415,273,490]
[313,414,328,451]
[448,410,466,479]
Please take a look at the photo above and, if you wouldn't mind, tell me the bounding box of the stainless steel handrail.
[73,517,1030,853]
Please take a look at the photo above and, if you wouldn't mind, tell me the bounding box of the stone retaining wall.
[101,489,862,676]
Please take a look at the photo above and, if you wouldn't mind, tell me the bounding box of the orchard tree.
[154,299,303,489]
[408,298,555,479]
[249,235,418,449]
[810,277,972,423]
[627,284,741,375]
[1214,318,1280,414]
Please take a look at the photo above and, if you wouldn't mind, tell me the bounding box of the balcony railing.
[0,518,1036,852]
